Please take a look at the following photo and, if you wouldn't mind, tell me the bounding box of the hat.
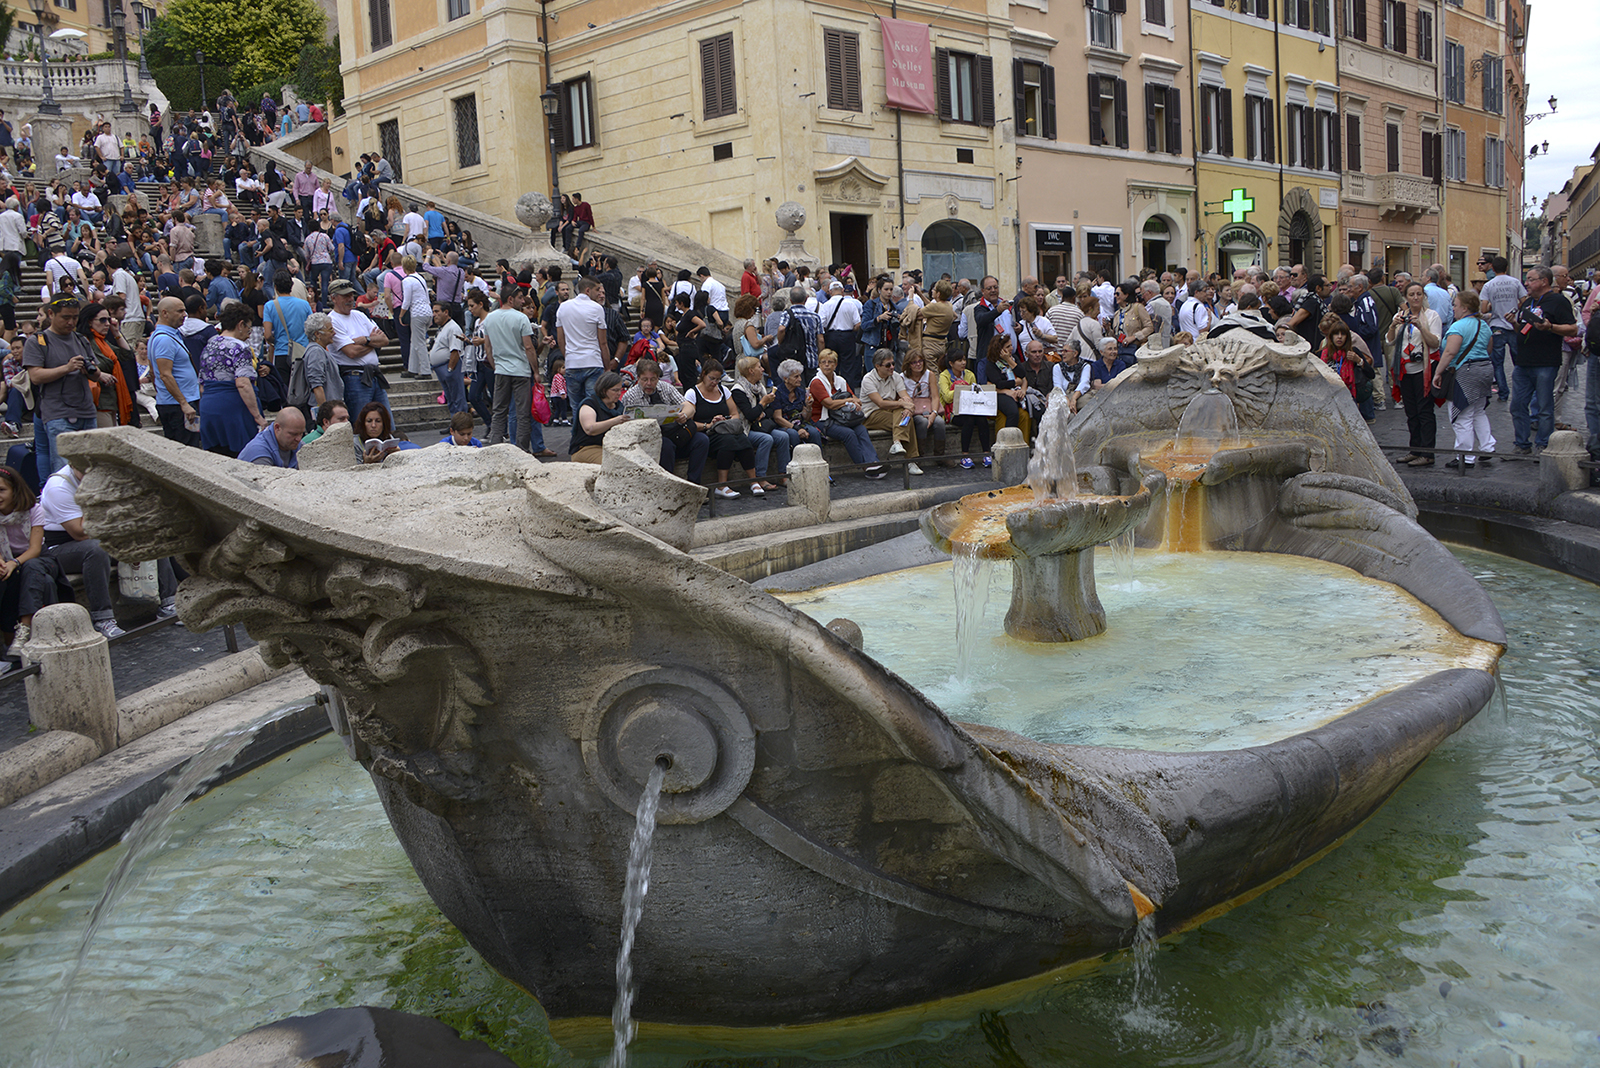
[328,279,357,297]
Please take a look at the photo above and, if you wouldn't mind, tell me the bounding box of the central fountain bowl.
[922,481,1155,642]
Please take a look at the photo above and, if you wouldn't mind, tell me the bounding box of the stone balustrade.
[1374,172,1440,220]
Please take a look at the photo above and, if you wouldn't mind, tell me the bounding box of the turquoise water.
[0,546,1595,1067]
[777,550,1485,751]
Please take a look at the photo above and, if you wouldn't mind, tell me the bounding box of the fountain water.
[609,758,669,1068]
[1026,390,1078,502]
[951,542,996,677]
[924,394,1154,642]
[39,703,303,1066]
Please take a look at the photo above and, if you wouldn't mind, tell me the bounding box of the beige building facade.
[1012,0,1194,284]
[338,0,1019,288]
[1334,0,1442,277]
[1440,0,1524,286]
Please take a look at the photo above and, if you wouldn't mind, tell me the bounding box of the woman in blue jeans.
[730,355,788,488]
[807,348,883,477]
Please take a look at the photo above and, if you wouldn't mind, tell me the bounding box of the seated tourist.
[39,462,176,637]
[236,406,306,468]
[620,358,707,483]
[354,401,404,464]
[690,359,764,498]
[808,348,882,478]
[301,399,348,444]
[569,371,630,464]
[859,347,919,474]
[938,351,991,470]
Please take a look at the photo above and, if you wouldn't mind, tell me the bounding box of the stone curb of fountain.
[0,672,324,913]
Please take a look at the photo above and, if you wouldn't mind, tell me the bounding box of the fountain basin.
[50,331,1506,1029]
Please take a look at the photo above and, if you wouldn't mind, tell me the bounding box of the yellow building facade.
[1190,1,1342,278]
[338,0,1019,287]
[1012,0,1195,283]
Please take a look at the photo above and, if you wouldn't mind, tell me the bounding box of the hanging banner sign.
[880,17,937,114]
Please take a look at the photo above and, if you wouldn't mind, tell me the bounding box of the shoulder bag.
[271,293,308,365]
[1430,322,1482,401]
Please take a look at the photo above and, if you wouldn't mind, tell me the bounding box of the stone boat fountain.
[55,331,1504,1031]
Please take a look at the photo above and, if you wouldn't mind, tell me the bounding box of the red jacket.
[740,271,761,298]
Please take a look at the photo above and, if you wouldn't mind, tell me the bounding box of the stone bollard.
[1538,430,1588,499]
[22,603,118,754]
[991,427,1030,486]
[787,443,831,521]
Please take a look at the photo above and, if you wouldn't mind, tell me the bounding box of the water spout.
[1026,389,1078,502]
[608,758,669,1068]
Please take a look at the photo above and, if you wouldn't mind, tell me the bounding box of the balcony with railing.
[1374,174,1440,220]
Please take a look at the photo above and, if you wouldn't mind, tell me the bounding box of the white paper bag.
[955,385,997,417]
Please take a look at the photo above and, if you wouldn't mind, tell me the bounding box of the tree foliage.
[146,0,326,98]
[0,4,16,61]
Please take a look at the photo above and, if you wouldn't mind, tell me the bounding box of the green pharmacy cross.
[1222,189,1255,223]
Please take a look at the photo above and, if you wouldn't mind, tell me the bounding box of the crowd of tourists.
[1,103,1596,664]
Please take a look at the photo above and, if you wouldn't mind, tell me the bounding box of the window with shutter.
[1218,87,1233,157]
[936,48,953,120]
[1089,73,1106,146]
[1416,10,1433,60]
[937,50,990,125]
[1145,84,1160,153]
[1421,131,1435,178]
[369,0,392,51]
[1312,0,1331,35]
[1087,0,1119,48]
[1113,77,1129,149]
[1245,95,1259,159]
[1042,65,1057,140]
[1346,113,1362,170]
[977,54,996,127]
[701,34,737,120]
[1444,41,1464,102]
[1198,84,1213,153]
[1328,111,1341,171]
[1144,0,1166,24]
[1261,103,1275,163]
[556,76,595,152]
[824,29,862,112]
[1349,0,1367,39]
[1386,122,1399,172]
[1394,2,1406,53]
[1164,86,1181,155]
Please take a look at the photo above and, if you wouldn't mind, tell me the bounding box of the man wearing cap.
[24,294,117,481]
[327,278,391,417]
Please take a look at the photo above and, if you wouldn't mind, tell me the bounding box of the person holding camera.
[1386,281,1443,466]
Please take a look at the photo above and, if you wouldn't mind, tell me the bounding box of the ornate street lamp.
[1524,94,1557,126]
[540,84,561,205]
[195,49,208,111]
[27,0,60,115]
[136,5,150,82]
[111,2,136,113]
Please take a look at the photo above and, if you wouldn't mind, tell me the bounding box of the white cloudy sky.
[1523,0,1599,214]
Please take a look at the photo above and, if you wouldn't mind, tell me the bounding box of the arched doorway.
[1216,222,1267,275]
[1288,211,1315,268]
[922,220,987,287]
[1141,216,1173,274]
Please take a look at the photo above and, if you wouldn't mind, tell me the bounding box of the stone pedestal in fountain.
[923,484,1154,642]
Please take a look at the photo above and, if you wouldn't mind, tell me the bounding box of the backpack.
[286,351,311,408]
[771,309,805,364]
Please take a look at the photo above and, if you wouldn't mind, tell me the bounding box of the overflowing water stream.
[0,547,1594,1067]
